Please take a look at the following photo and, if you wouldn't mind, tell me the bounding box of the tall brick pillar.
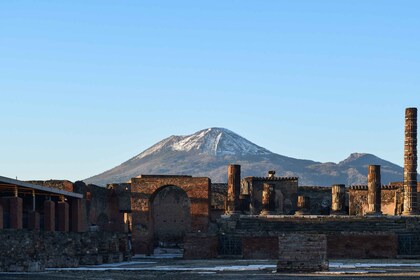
[366,165,382,215]
[226,164,241,214]
[331,184,346,215]
[58,201,69,232]
[44,200,55,231]
[71,198,85,232]
[260,183,275,215]
[403,107,417,215]
[0,203,3,229]
[9,197,23,229]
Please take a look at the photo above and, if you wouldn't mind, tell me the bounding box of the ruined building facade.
[1,107,419,270]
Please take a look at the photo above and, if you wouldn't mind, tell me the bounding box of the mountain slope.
[84,128,407,186]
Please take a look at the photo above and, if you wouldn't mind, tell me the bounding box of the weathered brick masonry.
[130,175,210,254]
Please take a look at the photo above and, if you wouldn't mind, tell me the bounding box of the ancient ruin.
[0,107,419,272]
[403,107,418,215]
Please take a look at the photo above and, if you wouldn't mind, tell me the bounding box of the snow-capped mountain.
[135,128,270,160]
[84,128,407,186]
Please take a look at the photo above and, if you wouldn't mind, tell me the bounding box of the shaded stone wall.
[298,186,332,215]
[0,229,131,272]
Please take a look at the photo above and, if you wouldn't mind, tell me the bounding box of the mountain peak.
[339,153,380,166]
[135,127,271,160]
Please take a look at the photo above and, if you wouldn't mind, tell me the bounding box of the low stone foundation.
[277,233,328,272]
[0,229,131,272]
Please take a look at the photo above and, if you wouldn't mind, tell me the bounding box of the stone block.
[277,233,328,272]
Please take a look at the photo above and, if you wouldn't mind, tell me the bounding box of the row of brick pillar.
[0,196,84,232]
[225,163,385,216]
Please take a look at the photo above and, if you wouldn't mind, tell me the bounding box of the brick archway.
[130,175,210,254]
[151,185,191,247]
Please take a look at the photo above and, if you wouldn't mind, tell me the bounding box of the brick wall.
[327,232,397,258]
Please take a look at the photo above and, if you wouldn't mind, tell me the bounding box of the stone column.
[295,195,310,215]
[58,200,69,232]
[403,107,417,215]
[44,200,55,231]
[331,184,346,215]
[9,197,23,229]
[260,183,275,215]
[366,165,382,215]
[226,164,241,214]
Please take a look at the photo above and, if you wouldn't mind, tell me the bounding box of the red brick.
[9,197,23,229]
[44,200,55,231]
[58,202,69,232]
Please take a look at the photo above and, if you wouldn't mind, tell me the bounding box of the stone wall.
[277,233,328,272]
[0,229,131,272]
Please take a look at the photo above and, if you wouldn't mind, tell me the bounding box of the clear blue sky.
[1,1,419,181]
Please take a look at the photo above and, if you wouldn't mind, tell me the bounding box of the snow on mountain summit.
[135,127,271,159]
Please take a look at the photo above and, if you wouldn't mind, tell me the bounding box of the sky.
[1,1,419,181]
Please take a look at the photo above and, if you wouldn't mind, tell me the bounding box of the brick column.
[260,183,275,215]
[226,164,241,214]
[71,198,85,232]
[366,165,382,215]
[0,203,3,229]
[9,197,23,229]
[331,184,346,215]
[58,201,69,232]
[44,200,55,231]
[295,195,310,215]
[28,211,40,230]
[403,107,417,215]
